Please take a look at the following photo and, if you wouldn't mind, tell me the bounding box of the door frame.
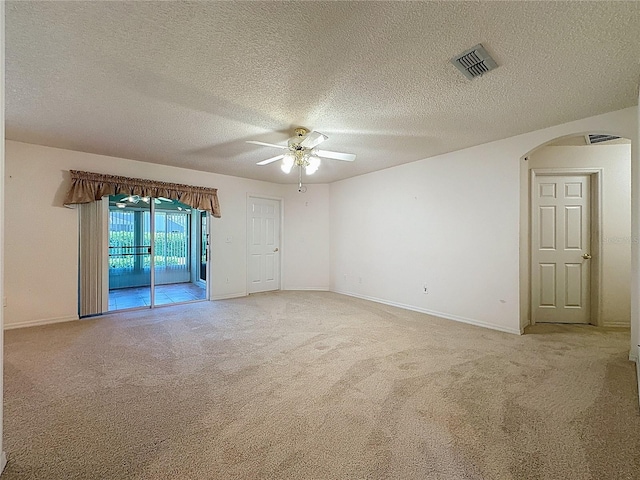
[203,211,211,300]
[529,168,603,326]
[246,194,284,294]
[191,209,210,299]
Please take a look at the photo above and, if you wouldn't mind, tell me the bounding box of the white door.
[532,175,591,324]
[248,197,281,293]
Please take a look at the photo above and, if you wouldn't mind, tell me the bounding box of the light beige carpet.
[3,291,639,479]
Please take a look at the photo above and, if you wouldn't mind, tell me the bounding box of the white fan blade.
[257,154,284,166]
[299,131,328,149]
[247,140,287,149]
[315,149,356,162]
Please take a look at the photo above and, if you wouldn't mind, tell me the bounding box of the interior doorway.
[530,171,599,324]
[107,194,209,311]
[522,134,631,328]
[247,196,281,294]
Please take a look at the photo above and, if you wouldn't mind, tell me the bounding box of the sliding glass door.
[200,211,208,282]
[108,197,152,310]
[153,206,197,305]
[107,195,208,312]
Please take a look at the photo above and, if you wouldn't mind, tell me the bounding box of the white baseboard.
[283,287,330,291]
[0,451,6,474]
[635,347,640,409]
[603,322,631,328]
[210,292,247,301]
[211,288,328,300]
[334,290,522,335]
[630,345,640,409]
[4,315,78,330]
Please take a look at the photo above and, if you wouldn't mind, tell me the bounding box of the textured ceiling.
[5,1,640,184]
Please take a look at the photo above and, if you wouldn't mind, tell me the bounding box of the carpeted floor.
[3,291,639,479]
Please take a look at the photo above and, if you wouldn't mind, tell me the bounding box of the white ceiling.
[5,1,640,184]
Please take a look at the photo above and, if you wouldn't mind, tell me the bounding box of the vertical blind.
[78,200,106,317]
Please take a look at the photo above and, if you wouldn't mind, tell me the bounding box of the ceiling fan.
[246,128,356,176]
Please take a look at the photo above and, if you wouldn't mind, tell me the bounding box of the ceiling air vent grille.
[451,44,498,80]
[587,134,620,144]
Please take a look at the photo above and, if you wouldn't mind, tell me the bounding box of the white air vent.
[451,44,498,80]
[586,134,620,144]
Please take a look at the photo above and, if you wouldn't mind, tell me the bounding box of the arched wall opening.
[518,124,637,365]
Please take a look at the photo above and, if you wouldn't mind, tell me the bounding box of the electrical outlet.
[423,285,428,294]
[226,277,230,284]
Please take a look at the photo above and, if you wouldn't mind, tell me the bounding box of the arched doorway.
[519,133,632,329]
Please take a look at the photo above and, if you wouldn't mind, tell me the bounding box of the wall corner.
[1,0,7,470]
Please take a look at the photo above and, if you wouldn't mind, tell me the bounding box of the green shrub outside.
[109,231,188,269]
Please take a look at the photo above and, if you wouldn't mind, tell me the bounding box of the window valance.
[64,170,221,217]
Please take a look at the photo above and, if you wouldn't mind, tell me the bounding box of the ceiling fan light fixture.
[251,128,354,184]
[281,163,293,174]
[306,156,321,175]
[281,152,295,173]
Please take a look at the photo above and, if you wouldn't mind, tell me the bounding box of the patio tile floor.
[108,282,206,311]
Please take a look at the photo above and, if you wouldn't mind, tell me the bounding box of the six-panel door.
[532,175,591,324]
[248,197,281,293]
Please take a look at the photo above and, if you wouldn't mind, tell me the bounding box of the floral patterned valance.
[63,170,221,217]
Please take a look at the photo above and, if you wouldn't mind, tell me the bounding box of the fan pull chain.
[297,166,307,193]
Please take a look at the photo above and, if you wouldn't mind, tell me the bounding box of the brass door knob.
[582,253,592,260]
[274,248,279,252]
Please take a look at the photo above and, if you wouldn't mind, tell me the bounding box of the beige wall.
[281,183,331,290]
[3,141,331,328]
[331,107,637,336]
[528,144,631,326]
[0,0,6,468]
[331,138,522,333]
[634,91,640,365]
